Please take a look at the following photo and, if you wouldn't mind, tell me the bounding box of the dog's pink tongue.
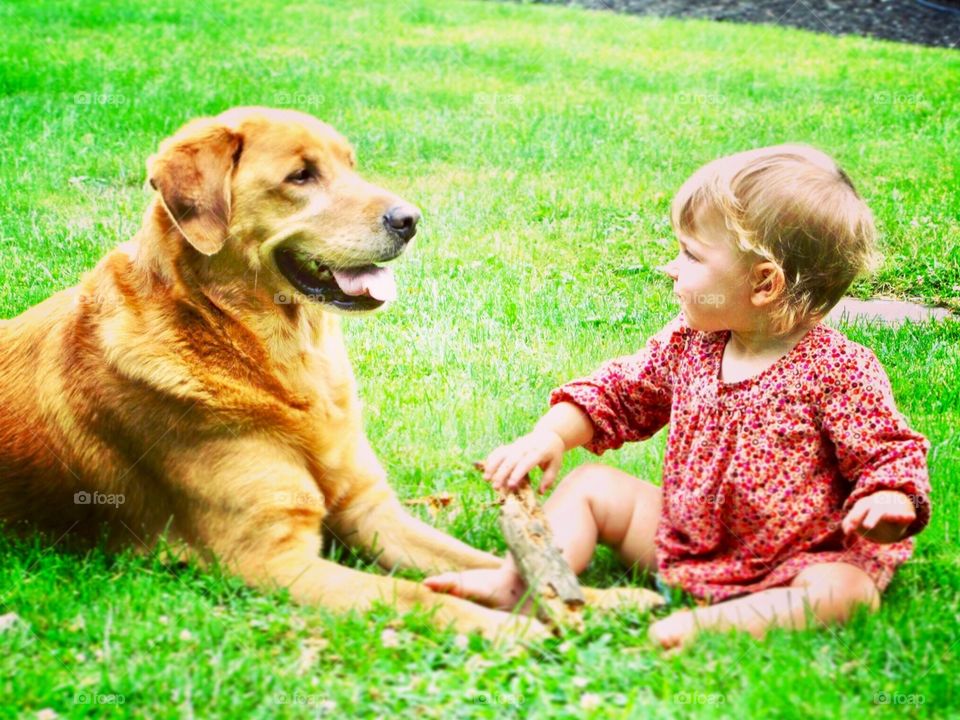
[332,266,397,302]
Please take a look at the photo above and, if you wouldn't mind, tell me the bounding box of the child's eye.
[682,247,699,262]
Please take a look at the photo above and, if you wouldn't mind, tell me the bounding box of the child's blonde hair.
[670,144,879,335]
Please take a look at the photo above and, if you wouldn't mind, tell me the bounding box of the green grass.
[1,0,958,717]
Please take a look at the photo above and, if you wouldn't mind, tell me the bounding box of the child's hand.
[842,490,916,544]
[483,429,565,494]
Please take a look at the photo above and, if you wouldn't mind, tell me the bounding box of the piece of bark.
[475,463,584,633]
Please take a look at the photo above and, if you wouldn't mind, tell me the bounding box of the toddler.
[425,144,931,649]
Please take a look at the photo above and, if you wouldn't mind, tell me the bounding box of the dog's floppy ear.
[147,119,243,256]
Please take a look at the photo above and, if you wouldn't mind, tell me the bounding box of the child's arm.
[821,348,932,540]
[485,402,594,492]
[547,315,691,456]
[487,315,690,492]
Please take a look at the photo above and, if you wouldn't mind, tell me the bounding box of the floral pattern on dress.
[550,314,931,602]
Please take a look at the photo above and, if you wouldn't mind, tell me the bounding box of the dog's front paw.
[581,586,666,613]
[442,598,551,644]
[488,612,552,645]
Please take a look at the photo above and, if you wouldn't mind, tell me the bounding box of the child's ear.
[749,261,785,307]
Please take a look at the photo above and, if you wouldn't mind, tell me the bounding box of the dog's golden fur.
[0,107,658,640]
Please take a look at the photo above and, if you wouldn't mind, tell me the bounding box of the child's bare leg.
[650,562,881,649]
[424,464,661,609]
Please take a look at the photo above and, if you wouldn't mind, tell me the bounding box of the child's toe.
[648,611,696,650]
[424,573,462,595]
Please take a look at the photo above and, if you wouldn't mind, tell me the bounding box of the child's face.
[660,208,756,333]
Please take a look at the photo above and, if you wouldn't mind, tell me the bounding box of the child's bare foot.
[648,609,698,650]
[424,567,528,612]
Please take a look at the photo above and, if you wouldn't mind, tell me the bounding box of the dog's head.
[146,106,420,313]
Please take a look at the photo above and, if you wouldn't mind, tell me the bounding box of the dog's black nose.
[383,205,421,243]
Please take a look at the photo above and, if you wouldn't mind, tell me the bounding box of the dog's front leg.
[327,486,502,574]
[223,516,544,642]
[237,527,544,642]
[326,438,501,574]
[172,442,544,641]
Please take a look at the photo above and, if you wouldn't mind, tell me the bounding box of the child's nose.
[657,259,679,281]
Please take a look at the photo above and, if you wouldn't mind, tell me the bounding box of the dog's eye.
[285,167,317,185]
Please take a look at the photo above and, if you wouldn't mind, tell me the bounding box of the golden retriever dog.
[0,107,659,641]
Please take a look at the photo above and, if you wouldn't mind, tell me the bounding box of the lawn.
[1,0,958,717]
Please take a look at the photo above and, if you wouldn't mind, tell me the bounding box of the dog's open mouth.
[274,248,397,312]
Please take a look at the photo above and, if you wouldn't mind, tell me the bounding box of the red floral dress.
[550,315,931,603]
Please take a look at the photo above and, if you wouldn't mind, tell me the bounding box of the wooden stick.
[475,463,585,634]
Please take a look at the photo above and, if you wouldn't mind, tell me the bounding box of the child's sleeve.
[821,347,932,536]
[549,314,690,455]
